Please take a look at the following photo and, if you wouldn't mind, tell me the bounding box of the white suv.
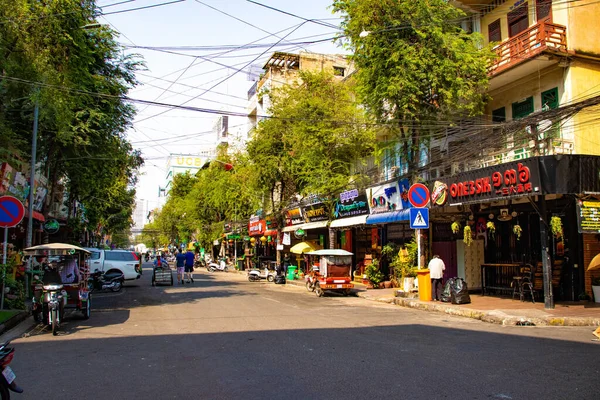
[85,249,142,281]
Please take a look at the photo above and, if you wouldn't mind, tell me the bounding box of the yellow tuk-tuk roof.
[23,243,91,255]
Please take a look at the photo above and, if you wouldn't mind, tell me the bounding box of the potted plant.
[592,277,600,303]
[365,259,384,289]
[389,238,419,291]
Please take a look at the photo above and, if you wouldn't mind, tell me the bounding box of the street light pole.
[24,96,39,298]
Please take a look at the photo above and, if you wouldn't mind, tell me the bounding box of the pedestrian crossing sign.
[409,208,429,229]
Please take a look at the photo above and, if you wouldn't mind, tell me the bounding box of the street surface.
[3,262,599,400]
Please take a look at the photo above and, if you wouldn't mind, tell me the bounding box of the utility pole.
[25,97,39,298]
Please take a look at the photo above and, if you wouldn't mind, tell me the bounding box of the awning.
[24,209,45,222]
[330,215,368,228]
[366,209,410,225]
[282,220,329,232]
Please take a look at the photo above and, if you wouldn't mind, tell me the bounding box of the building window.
[333,66,345,77]
[508,2,529,37]
[541,87,559,110]
[536,0,552,22]
[512,97,534,119]
[488,19,501,43]
[492,107,506,122]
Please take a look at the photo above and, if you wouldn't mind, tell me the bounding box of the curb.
[0,311,30,335]
[235,270,600,327]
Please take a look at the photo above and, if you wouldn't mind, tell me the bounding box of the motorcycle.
[0,341,23,399]
[207,258,230,273]
[247,267,277,282]
[42,282,66,336]
[88,270,124,293]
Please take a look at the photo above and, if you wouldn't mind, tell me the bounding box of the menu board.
[577,200,600,233]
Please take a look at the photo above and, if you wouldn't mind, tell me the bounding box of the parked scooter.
[247,267,277,282]
[88,270,124,293]
[0,341,23,399]
[207,258,230,273]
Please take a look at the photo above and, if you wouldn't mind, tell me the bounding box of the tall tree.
[247,70,375,221]
[332,0,494,174]
[0,0,144,240]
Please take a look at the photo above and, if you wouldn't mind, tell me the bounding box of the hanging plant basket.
[451,221,461,234]
[463,225,473,246]
[550,216,563,239]
[513,224,522,240]
[486,221,496,239]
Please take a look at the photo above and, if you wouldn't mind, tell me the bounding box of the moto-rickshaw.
[23,243,91,335]
[305,249,354,297]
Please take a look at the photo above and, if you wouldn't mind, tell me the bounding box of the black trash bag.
[274,275,286,285]
[441,278,454,303]
[450,277,471,304]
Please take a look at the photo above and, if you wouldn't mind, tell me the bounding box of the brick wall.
[583,234,600,299]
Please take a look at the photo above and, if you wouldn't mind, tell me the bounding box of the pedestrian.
[283,253,291,276]
[185,249,195,284]
[175,250,186,285]
[428,254,446,301]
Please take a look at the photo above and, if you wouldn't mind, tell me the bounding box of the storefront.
[427,155,600,307]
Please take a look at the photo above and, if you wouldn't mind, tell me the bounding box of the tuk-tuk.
[305,249,354,297]
[23,243,91,335]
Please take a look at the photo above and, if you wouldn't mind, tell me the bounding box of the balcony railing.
[247,81,257,100]
[489,21,568,76]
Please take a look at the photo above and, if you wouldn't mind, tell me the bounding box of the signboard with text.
[577,200,600,233]
[333,192,369,219]
[366,182,402,214]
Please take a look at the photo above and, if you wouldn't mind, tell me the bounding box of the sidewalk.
[283,276,600,327]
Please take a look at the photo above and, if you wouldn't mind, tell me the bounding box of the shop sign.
[303,202,328,222]
[265,215,278,229]
[7,171,28,202]
[430,160,540,206]
[285,207,304,226]
[333,193,369,219]
[248,217,265,236]
[577,200,600,233]
[367,182,402,214]
[43,219,60,234]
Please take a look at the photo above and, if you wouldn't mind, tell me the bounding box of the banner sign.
[302,202,329,222]
[284,207,304,226]
[429,160,541,206]
[248,215,265,236]
[333,193,369,219]
[577,200,600,233]
[366,182,402,214]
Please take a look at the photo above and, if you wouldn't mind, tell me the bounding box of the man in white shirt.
[428,255,445,301]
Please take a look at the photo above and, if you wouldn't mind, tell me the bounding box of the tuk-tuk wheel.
[82,297,91,320]
[170,275,174,286]
[267,275,275,282]
[343,289,351,296]
[315,283,324,297]
[151,277,156,287]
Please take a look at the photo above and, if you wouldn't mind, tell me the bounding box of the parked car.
[84,248,142,281]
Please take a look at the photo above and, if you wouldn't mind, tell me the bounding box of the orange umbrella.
[587,253,600,271]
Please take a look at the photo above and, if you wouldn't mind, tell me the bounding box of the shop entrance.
[432,241,457,281]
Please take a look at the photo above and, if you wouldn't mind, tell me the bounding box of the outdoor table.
[480,263,522,296]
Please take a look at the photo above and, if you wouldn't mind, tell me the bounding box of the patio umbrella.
[290,241,322,255]
[587,253,600,271]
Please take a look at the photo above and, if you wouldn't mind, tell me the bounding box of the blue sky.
[98,0,346,212]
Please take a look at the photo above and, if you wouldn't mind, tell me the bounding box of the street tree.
[332,0,494,174]
[246,70,374,222]
[0,0,144,240]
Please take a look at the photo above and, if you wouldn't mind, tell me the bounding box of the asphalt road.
[3,262,599,400]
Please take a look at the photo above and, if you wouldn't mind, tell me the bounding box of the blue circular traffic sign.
[0,196,25,228]
[408,183,430,208]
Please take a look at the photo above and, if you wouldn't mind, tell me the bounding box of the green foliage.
[0,0,144,239]
[365,259,384,287]
[247,70,375,219]
[332,0,494,175]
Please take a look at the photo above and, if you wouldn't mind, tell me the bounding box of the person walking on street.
[428,255,445,301]
[185,250,195,284]
[175,251,186,285]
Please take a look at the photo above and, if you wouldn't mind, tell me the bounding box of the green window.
[492,107,506,123]
[512,97,534,119]
[541,87,559,110]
